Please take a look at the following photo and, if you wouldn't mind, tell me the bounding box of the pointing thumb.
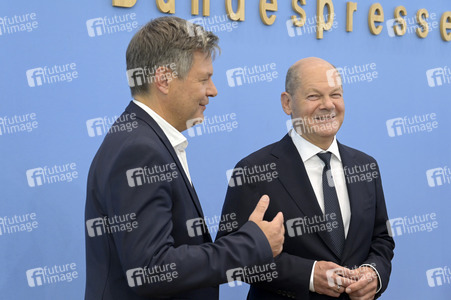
[249,195,270,222]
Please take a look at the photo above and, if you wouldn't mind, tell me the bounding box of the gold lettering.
[317,0,335,39]
[156,0,175,14]
[393,6,407,36]
[440,11,451,42]
[291,0,306,27]
[346,2,357,32]
[112,0,136,7]
[110,0,451,42]
[368,3,384,35]
[226,0,245,21]
[416,9,429,39]
[260,0,278,25]
[192,0,210,16]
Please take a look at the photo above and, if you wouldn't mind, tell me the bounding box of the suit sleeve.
[100,140,273,297]
[216,159,313,299]
[361,162,395,298]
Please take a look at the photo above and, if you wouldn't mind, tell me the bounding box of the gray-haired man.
[84,16,284,300]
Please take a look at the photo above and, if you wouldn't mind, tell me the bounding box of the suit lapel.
[125,102,206,220]
[272,134,339,256]
[338,143,369,261]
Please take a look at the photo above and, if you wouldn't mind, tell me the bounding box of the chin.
[319,130,338,137]
[311,128,337,138]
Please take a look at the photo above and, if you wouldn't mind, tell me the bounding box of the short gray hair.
[285,64,300,95]
[285,62,343,95]
[126,16,220,96]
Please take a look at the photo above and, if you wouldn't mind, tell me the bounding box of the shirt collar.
[133,100,188,151]
[289,129,341,162]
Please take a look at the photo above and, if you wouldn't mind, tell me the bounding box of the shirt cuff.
[360,264,382,293]
[309,261,317,292]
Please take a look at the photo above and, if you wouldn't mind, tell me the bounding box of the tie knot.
[317,152,332,168]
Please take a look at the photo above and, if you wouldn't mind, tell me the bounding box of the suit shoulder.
[91,116,170,169]
[102,116,160,148]
[339,143,378,163]
[235,141,279,167]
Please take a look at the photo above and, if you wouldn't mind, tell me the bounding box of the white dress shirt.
[290,129,382,293]
[290,129,352,236]
[290,129,351,292]
[133,100,192,184]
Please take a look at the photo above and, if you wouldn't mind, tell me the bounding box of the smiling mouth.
[314,114,336,122]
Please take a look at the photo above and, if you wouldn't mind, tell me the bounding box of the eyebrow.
[200,71,213,78]
[305,87,342,94]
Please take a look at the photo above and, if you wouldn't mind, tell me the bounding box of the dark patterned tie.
[317,152,345,257]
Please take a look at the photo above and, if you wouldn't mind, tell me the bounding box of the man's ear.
[154,66,175,95]
[281,92,293,116]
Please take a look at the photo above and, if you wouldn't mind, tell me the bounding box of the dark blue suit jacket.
[85,101,272,299]
[217,134,395,300]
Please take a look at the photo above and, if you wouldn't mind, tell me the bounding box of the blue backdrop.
[1,0,450,299]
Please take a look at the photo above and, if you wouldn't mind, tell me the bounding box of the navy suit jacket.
[216,134,395,300]
[85,101,272,300]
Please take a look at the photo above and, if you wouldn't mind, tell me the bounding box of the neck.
[299,134,334,150]
[134,94,163,116]
[134,94,182,131]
